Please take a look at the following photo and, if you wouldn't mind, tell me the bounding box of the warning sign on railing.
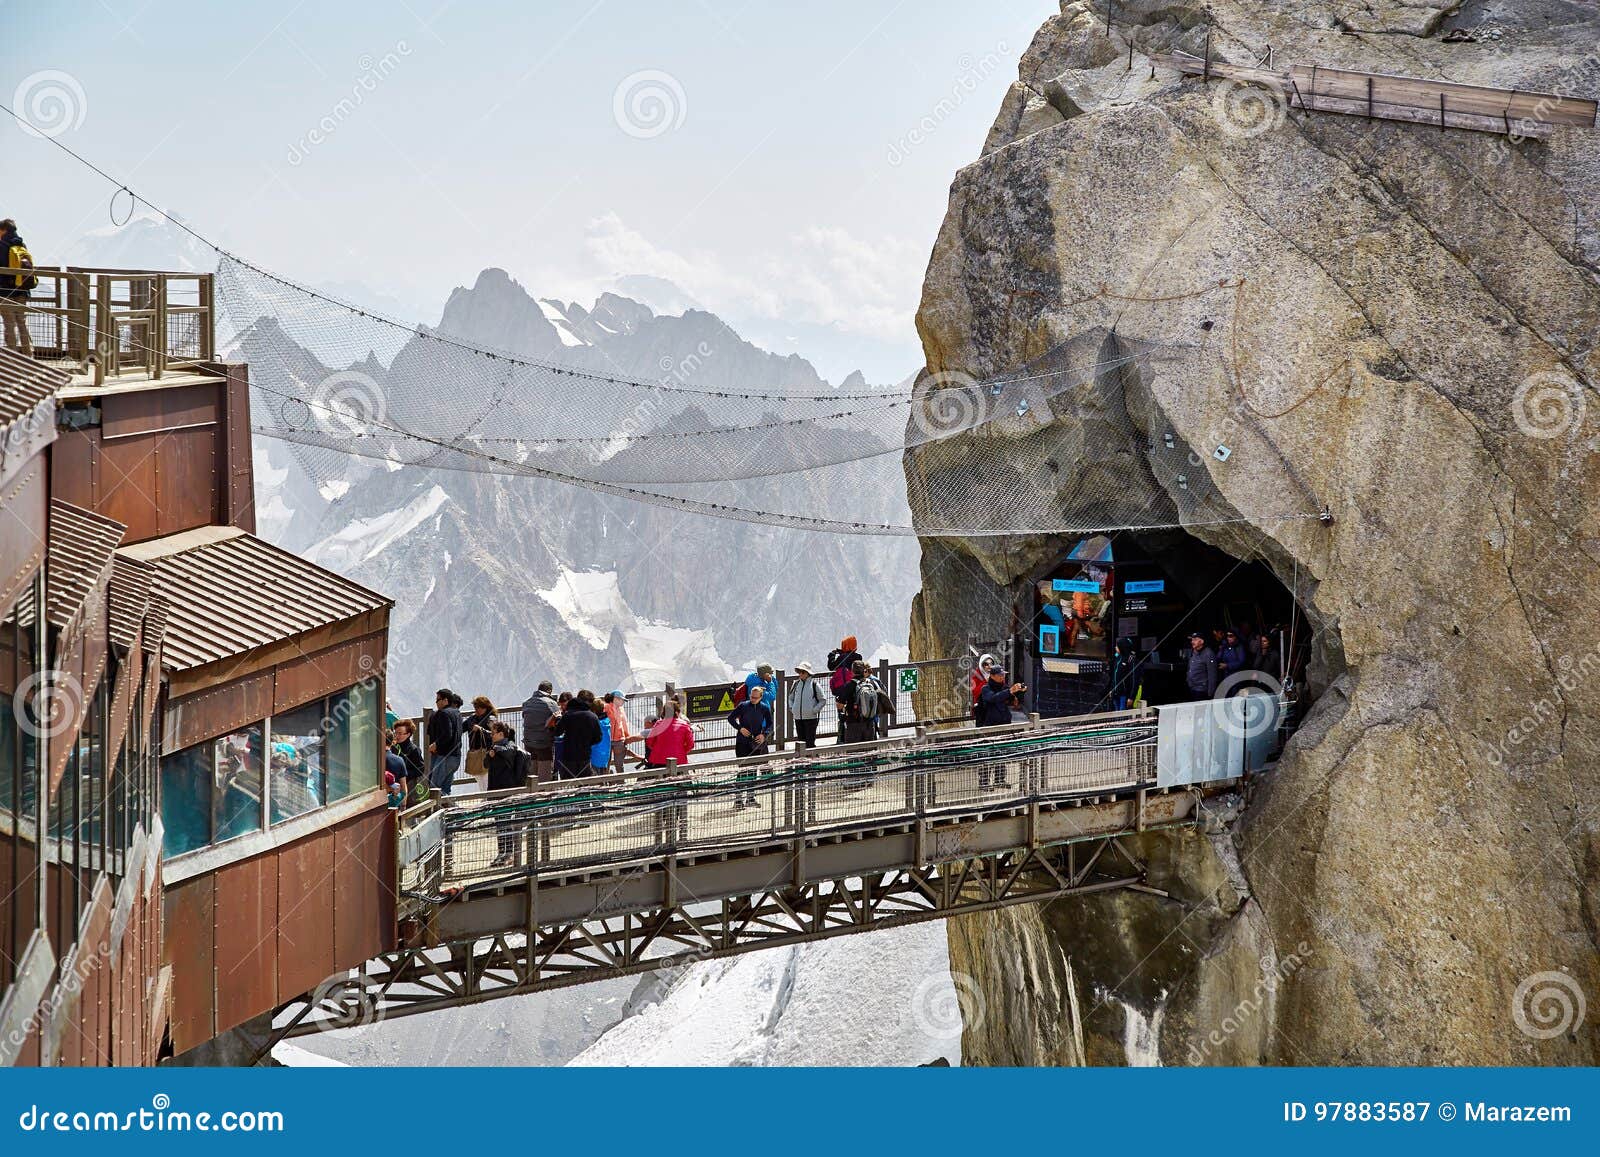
[685,683,739,720]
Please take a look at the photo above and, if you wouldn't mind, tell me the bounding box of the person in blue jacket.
[742,663,777,709]
[591,707,613,773]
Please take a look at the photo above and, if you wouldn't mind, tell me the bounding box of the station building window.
[0,576,45,988]
[159,682,383,859]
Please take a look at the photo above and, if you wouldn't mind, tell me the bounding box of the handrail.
[16,266,216,385]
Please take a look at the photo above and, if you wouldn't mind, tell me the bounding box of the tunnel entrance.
[1019,530,1312,718]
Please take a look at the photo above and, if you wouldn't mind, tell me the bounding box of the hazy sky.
[1,1,1053,379]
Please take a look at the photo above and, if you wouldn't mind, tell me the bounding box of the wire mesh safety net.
[198,253,1311,537]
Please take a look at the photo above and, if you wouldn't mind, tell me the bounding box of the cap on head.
[757,664,774,678]
[794,661,813,676]
[990,666,1007,678]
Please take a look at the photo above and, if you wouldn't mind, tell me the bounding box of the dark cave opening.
[1015,527,1316,719]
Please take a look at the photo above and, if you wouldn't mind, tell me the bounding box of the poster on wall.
[1036,562,1113,661]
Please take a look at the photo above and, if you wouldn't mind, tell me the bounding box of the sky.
[0,0,1054,380]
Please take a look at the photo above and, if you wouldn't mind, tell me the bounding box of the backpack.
[856,677,883,720]
[731,681,748,706]
[829,662,852,695]
[6,243,35,293]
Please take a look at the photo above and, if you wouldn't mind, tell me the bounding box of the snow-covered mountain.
[244,266,920,710]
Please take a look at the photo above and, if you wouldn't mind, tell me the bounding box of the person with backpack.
[485,721,533,866]
[554,691,602,779]
[854,661,895,740]
[425,688,464,794]
[787,661,828,748]
[836,659,876,744]
[0,220,35,355]
[738,663,777,706]
[591,698,614,774]
[726,684,773,808]
[827,636,862,707]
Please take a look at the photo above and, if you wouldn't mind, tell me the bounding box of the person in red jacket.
[643,701,695,768]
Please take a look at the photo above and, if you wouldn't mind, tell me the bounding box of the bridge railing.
[399,708,1159,891]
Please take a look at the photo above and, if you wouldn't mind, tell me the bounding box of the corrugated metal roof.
[108,554,156,649]
[0,347,66,428]
[119,527,391,672]
[46,500,127,632]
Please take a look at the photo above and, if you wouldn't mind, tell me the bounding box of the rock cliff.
[910,0,1600,1064]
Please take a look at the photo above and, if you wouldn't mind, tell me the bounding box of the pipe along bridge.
[274,698,1279,1037]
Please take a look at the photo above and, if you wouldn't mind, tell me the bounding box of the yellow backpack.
[7,243,36,292]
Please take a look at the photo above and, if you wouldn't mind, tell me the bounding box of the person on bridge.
[827,636,862,704]
[486,721,533,867]
[426,689,464,794]
[741,664,777,707]
[591,701,614,774]
[969,653,994,715]
[975,667,1023,788]
[554,692,602,779]
[602,691,633,762]
[854,660,896,740]
[727,684,773,807]
[391,719,426,801]
[787,661,828,748]
[1,219,34,355]
[642,700,695,768]
[1109,637,1143,711]
[520,680,559,782]
[1185,633,1219,699]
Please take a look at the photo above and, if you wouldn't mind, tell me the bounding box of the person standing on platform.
[554,691,602,779]
[426,689,464,794]
[975,667,1024,789]
[1186,633,1219,699]
[787,661,828,748]
[727,684,773,808]
[520,680,559,782]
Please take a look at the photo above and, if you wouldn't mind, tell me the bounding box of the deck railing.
[16,266,216,385]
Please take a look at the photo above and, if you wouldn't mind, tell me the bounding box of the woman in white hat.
[787,661,828,749]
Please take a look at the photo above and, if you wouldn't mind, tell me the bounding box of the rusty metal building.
[0,267,396,1064]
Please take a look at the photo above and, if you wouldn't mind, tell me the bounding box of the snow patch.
[272,1041,348,1067]
[567,922,960,1067]
[536,569,634,651]
[305,484,450,570]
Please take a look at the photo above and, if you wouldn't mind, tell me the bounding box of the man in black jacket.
[486,721,533,866]
[727,684,773,808]
[553,692,603,779]
[426,688,464,793]
[975,667,1025,789]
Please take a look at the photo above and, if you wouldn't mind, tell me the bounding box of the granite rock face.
[911,0,1600,1064]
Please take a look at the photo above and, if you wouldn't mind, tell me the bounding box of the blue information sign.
[1052,578,1101,594]
[1124,579,1166,594]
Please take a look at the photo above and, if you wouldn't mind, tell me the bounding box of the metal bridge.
[272,698,1278,1039]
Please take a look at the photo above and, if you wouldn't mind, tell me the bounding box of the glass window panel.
[213,724,265,842]
[327,682,380,802]
[270,701,327,824]
[159,741,213,857]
